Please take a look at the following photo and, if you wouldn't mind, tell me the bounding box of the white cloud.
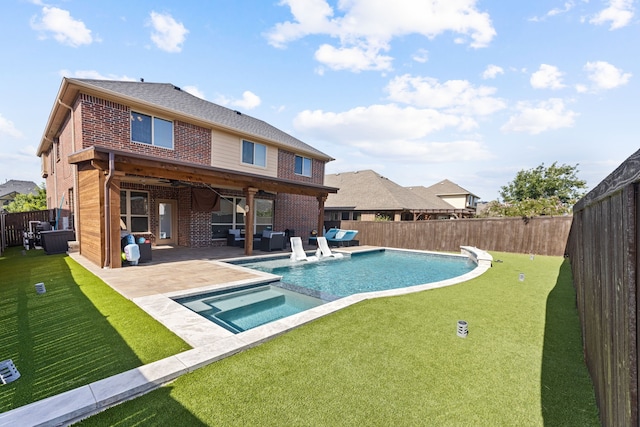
[584,61,632,89]
[411,49,429,63]
[294,104,463,142]
[265,0,496,72]
[530,64,566,90]
[294,104,491,163]
[385,74,506,116]
[59,69,137,81]
[501,98,578,134]
[182,85,205,99]
[214,91,261,110]
[314,43,394,72]
[482,64,504,79]
[529,1,576,21]
[0,114,24,139]
[548,1,576,17]
[30,6,94,47]
[148,11,188,53]
[590,0,634,30]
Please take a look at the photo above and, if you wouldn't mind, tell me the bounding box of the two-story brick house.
[37,78,337,268]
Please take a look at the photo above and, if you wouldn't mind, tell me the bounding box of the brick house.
[36,78,337,268]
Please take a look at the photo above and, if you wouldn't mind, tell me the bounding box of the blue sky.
[0,0,637,201]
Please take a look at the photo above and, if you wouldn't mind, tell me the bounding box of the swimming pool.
[237,249,476,299]
[175,249,476,333]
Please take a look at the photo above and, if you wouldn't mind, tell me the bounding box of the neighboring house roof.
[405,186,461,209]
[0,180,39,198]
[324,170,453,211]
[420,179,479,199]
[38,78,333,161]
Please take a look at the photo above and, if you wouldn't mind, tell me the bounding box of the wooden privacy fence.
[567,149,640,426]
[340,216,572,256]
[0,209,67,249]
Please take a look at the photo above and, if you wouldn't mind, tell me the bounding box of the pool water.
[176,285,324,333]
[176,249,476,334]
[238,249,476,299]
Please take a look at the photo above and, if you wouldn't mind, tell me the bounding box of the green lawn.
[77,251,599,426]
[0,247,190,412]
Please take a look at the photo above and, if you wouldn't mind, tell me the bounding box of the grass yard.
[77,251,599,426]
[0,247,190,413]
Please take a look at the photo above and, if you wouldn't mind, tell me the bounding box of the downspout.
[103,152,115,268]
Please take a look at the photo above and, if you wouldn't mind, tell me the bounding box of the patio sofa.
[227,229,261,248]
[260,231,286,251]
[325,228,359,247]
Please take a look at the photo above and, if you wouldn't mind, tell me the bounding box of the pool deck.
[0,245,492,427]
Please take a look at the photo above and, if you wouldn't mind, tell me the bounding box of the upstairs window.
[131,111,173,149]
[295,155,312,177]
[242,140,266,167]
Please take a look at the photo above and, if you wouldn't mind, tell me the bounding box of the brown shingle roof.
[324,170,454,210]
[422,179,479,198]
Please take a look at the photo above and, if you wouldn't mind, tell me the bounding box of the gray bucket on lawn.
[0,359,20,384]
[457,320,468,338]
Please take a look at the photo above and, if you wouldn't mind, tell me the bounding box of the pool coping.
[0,246,492,427]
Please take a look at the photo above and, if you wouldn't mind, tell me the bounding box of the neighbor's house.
[0,180,39,211]
[37,78,337,268]
[324,171,479,225]
[407,179,479,218]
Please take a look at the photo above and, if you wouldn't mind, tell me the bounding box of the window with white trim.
[295,155,312,177]
[120,190,149,232]
[131,111,173,149]
[242,140,266,167]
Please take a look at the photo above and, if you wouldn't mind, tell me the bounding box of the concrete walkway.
[0,245,492,426]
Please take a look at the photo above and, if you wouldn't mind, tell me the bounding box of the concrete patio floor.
[0,244,492,427]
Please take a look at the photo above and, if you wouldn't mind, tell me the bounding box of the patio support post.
[317,194,327,234]
[244,187,258,256]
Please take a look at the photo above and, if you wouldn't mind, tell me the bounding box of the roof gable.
[423,179,479,198]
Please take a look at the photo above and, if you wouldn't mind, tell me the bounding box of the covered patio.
[68,146,337,269]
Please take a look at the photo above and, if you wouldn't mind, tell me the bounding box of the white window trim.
[241,139,267,167]
[120,190,150,232]
[295,155,312,177]
[130,111,174,150]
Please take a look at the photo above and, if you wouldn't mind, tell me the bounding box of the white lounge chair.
[316,236,344,258]
[290,236,318,262]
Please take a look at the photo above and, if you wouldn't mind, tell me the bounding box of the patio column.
[244,187,258,256]
[317,194,327,234]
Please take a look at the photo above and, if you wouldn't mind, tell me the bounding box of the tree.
[478,162,587,218]
[499,162,587,204]
[478,196,572,218]
[5,185,47,212]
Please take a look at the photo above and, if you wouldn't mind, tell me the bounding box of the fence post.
[0,211,5,255]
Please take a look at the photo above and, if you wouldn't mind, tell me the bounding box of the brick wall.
[274,149,324,237]
[46,112,76,214]
[78,94,211,165]
[274,193,319,238]
[277,149,325,185]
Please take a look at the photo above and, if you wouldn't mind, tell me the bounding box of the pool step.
[206,288,283,312]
